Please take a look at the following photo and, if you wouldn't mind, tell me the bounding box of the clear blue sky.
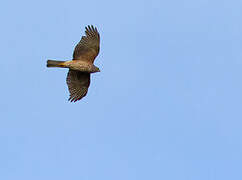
[0,0,242,179]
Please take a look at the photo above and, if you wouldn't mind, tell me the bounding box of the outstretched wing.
[66,70,90,102]
[73,25,100,63]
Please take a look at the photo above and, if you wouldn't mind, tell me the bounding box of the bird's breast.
[68,61,93,72]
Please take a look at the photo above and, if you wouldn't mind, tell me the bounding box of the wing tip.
[85,25,99,34]
[68,96,85,103]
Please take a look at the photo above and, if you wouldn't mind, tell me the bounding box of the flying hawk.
[47,25,100,102]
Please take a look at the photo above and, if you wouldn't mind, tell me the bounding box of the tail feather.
[47,60,65,68]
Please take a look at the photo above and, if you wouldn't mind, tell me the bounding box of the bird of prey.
[47,25,100,102]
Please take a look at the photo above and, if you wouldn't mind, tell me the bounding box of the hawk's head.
[91,65,100,73]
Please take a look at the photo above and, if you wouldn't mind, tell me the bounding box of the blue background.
[1,0,242,179]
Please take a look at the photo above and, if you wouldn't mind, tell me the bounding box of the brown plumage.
[47,25,101,102]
